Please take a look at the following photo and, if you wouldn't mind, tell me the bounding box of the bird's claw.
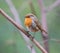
[26,31,29,33]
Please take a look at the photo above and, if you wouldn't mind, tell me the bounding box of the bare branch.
[29,0,37,16]
[38,0,49,53]
[50,39,60,43]
[5,0,20,24]
[5,0,36,53]
[0,9,47,53]
[47,0,60,12]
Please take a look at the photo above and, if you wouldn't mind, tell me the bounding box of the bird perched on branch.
[24,13,47,34]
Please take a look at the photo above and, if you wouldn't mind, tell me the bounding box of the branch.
[47,0,60,12]
[29,0,37,16]
[50,39,60,43]
[38,0,49,53]
[5,0,36,53]
[0,9,47,53]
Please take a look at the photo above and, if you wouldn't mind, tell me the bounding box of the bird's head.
[25,13,34,19]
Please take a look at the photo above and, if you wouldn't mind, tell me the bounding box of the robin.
[24,13,47,33]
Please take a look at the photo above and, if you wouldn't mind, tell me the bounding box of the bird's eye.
[30,15,34,17]
[25,16,30,18]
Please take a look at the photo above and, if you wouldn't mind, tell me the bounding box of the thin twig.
[38,0,49,53]
[47,0,60,12]
[50,39,60,43]
[5,0,36,53]
[0,9,47,53]
[29,0,37,16]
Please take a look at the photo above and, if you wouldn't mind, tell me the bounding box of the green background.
[0,0,60,53]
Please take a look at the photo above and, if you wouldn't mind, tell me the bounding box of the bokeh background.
[0,0,60,53]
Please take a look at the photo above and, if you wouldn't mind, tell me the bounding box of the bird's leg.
[32,32,36,39]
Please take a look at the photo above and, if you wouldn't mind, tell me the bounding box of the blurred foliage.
[0,0,60,53]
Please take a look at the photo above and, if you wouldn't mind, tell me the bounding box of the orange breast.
[25,18,32,27]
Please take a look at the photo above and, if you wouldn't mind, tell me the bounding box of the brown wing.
[31,15,47,34]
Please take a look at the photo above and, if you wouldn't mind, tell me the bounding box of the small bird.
[24,13,47,33]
